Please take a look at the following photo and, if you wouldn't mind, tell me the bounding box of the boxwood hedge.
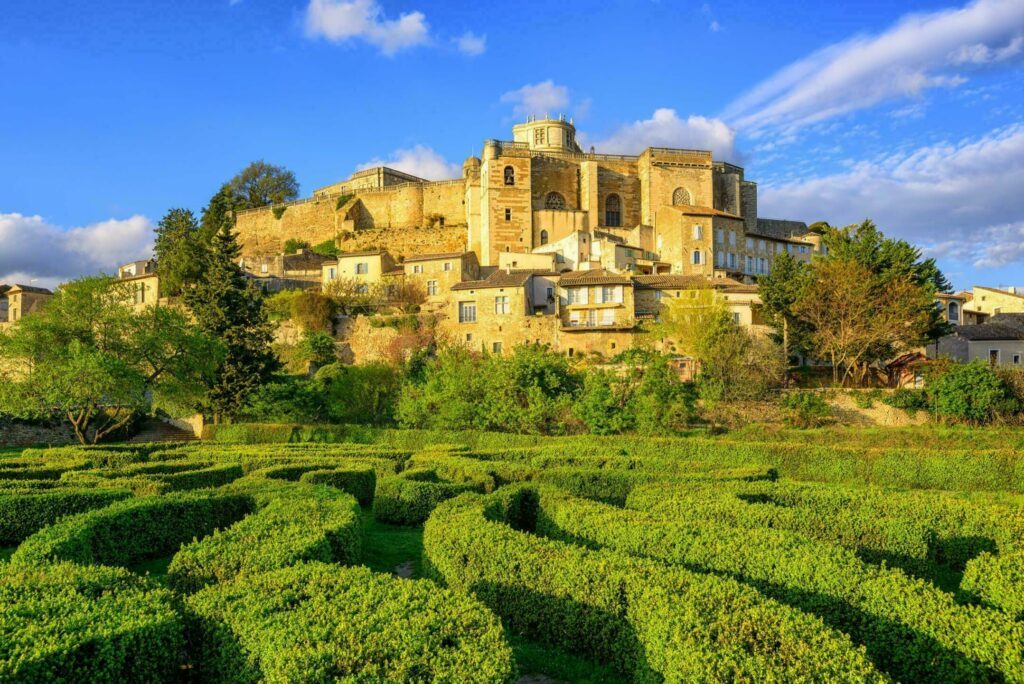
[0,561,183,682]
[186,561,516,683]
[423,487,884,682]
[539,487,1024,683]
[962,549,1024,620]
[166,483,361,593]
[0,488,132,545]
[299,466,376,506]
[10,491,252,567]
[374,469,481,525]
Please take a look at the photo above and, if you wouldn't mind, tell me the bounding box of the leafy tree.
[793,258,933,385]
[0,276,219,443]
[296,331,338,368]
[199,161,299,241]
[153,208,206,296]
[283,238,311,255]
[389,279,427,314]
[757,251,811,365]
[651,285,728,357]
[323,278,388,315]
[927,361,1017,425]
[185,224,278,423]
[290,291,337,332]
[316,362,403,425]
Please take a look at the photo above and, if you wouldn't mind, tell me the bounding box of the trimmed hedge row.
[0,561,183,682]
[186,561,516,682]
[299,467,376,506]
[962,550,1024,620]
[10,491,252,567]
[166,482,361,593]
[626,481,933,566]
[374,469,481,525]
[539,487,1024,683]
[423,487,884,682]
[0,488,132,545]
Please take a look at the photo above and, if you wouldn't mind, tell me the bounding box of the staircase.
[129,417,199,443]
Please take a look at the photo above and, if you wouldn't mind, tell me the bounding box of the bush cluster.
[373,469,481,524]
[0,488,132,545]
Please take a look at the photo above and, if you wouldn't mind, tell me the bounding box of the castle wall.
[422,181,467,223]
[531,156,579,210]
[597,161,641,228]
[236,197,340,255]
[350,185,424,230]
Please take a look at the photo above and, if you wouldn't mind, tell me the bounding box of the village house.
[0,284,53,328]
[401,252,480,310]
[321,250,397,290]
[241,250,332,292]
[117,259,160,311]
[930,313,1024,367]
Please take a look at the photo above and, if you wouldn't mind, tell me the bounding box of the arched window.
[545,192,566,210]
[539,230,549,245]
[692,250,702,265]
[605,194,621,227]
[948,301,960,324]
[672,187,692,206]
[504,166,515,186]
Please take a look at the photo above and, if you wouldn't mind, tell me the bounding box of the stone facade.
[0,284,53,328]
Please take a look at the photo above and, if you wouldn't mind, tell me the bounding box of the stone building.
[241,249,333,292]
[0,284,53,327]
[117,259,160,310]
[234,116,816,280]
[930,313,1024,366]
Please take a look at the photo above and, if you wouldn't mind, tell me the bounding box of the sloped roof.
[632,274,746,290]
[403,252,471,263]
[661,204,742,220]
[558,268,633,286]
[451,269,534,291]
[6,284,53,295]
[751,218,809,240]
[954,323,1024,341]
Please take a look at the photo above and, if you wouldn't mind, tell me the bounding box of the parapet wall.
[235,181,467,257]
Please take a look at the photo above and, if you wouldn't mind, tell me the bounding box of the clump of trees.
[0,277,220,443]
[759,220,951,386]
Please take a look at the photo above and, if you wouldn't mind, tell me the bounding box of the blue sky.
[2,0,1022,290]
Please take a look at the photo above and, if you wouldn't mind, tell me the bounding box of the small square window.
[492,341,503,353]
[443,262,452,271]
[1014,354,1021,365]
[505,208,511,221]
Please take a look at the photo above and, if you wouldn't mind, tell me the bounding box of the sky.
[1,0,1022,291]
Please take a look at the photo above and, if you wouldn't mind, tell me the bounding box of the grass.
[359,509,424,578]
[509,634,627,683]
[128,555,174,585]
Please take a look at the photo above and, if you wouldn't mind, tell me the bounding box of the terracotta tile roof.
[403,252,470,263]
[558,268,633,286]
[632,275,746,290]
[661,204,742,220]
[335,250,388,258]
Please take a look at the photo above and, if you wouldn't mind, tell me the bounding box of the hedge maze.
[2,432,1024,682]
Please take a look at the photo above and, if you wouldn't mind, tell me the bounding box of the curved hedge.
[10,491,252,567]
[539,487,1024,683]
[0,488,132,545]
[423,487,884,682]
[374,469,481,525]
[186,561,516,683]
[299,466,376,505]
[962,550,1024,620]
[0,561,183,682]
[167,483,361,593]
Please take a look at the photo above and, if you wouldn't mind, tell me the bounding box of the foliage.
[0,276,219,443]
[153,207,206,296]
[389,278,427,313]
[756,251,811,362]
[296,330,337,367]
[0,562,183,682]
[0,488,131,545]
[882,388,929,413]
[334,193,353,211]
[224,160,299,210]
[185,223,279,423]
[290,290,337,332]
[271,205,287,220]
[323,277,388,315]
[311,238,340,256]
[282,237,309,254]
[781,391,833,428]
[926,360,1017,425]
[186,561,516,683]
[316,362,404,425]
[374,470,481,524]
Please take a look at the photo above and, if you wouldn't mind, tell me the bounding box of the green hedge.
[962,550,1024,620]
[167,483,361,593]
[373,469,480,525]
[0,561,183,682]
[154,463,243,491]
[187,561,516,682]
[423,487,884,682]
[0,488,132,545]
[299,467,376,506]
[11,492,252,567]
[538,487,1024,683]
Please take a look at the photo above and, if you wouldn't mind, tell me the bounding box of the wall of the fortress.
[422,181,467,222]
[531,156,579,210]
[349,185,424,230]
[236,198,340,255]
[597,161,641,229]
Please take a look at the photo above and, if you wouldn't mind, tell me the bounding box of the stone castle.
[234,115,820,277]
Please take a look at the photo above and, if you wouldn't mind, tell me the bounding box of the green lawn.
[358,509,424,578]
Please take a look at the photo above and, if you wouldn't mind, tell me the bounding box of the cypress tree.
[186,223,278,423]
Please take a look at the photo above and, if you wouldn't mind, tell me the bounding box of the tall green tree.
[199,161,299,241]
[757,251,811,367]
[185,224,278,423]
[0,277,219,443]
[153,208,206,296]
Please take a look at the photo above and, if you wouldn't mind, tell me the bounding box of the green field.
[2,426,1023,682]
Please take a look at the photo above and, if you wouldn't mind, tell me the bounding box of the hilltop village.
[3,116,1023,367]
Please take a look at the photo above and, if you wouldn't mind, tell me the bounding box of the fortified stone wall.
[596,161,641,228]
[422,181,467,221]
[531,156,580,210]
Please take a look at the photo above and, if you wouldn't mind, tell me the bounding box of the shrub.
[0,488,132,545]
[883,388,929,413]
[311,238,339,257]
[781,390,832,428]
[290,292,337,333]
[962,550,1024,620]
[167,483,361,593]
[373,470,480,524]
[11,491,252,567]
[928,360,1017,424]
[300,466,376,505]
[423,487,884,682]
[187,562,515,682]
[0,562,183,682]
[334,193,353,211]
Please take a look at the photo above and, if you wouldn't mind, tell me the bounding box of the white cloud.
[723,0,1024,134]
[304,0,430,55]
[0,213,154,290]
[500,80,571,118]
[455,31,486,56]
[759,124,1024,267]
[357,145,460,180]
[589,108,736,159]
